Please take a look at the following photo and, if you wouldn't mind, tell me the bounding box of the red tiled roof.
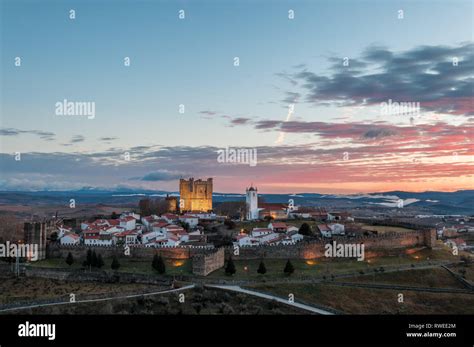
[270,222,287,228]
[318,224,331,232]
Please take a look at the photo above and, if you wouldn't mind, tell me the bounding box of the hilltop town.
[1,178,473,315]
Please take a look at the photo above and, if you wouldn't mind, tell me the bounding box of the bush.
[284,260,295,275]
[91,251,98,268]
[152,254,166,274]
[225,257,236,276]
[298,223,313,236]
[257,261,267,275]
[111,256,120,270]
[65,252,74,266]
[97,254,104,269]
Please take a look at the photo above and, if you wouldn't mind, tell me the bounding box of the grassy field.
[30,247,461,281]
[0,276,164,305]
[245,282,474,314]
[358,224,415,234]
[3,286,306,315]
[208,248,460,280]
[335,267,465,289]
[30,257,192,276]
[447,263,474,282]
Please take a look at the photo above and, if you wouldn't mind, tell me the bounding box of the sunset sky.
[1,0,473,194]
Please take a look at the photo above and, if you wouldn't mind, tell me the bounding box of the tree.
[86,249,93,267]
[225,257,236,276]
[257,261,267,275]
[139,198,152,216]
[284,259,295,275]
[111,256,120,270]
[152,254,166,274]
[298,223,313,236]
[224,220,236,230]
[263,215,274,222]
[65,252,74,266]
[49,231,59,242]
[111,211,118,219]
[97,254,104,269]
[91,250,98,268]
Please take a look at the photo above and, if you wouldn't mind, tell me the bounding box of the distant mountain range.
[0,188,472,216]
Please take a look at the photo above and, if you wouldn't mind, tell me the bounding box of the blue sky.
[1,0,473,193]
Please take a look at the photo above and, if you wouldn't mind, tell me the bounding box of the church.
[246,185,290,220]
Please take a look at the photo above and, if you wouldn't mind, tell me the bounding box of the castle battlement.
[179,177,213,212]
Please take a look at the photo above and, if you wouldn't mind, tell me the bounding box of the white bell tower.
[246,186,259,220]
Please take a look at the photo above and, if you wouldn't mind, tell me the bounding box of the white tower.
[246,186,259,220]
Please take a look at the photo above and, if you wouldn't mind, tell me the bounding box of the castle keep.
[179,178,213,212]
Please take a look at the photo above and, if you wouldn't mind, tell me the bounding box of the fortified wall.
[192,248,225,276]
[47,244,212,260]
[225,229,436,260]
[48,229,435,263]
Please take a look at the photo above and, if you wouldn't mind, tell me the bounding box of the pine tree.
[225,257,236,276]
[65,252,74,266]
[111,256,120,270]
[97,254,104,269]
[86,249,93,266]
[298,223,312,236]
[257,261,267,275]
[91,250,98,268]
[284,259,295,275]
[152,255,166,274]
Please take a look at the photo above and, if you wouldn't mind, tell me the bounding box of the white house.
[179,215,199,228]
[83,230,113,246]
[268,222,288,233]
[120,212,140,220]
[120,216,136,231]
[60,232,80,245]
[318,224,332,237]
[289,232,304,243]
[114,230,139,245]
[162,213,179,223]
[445,238,467,251]
[287,225,299,233]
[329,223,345,235]
[235,234,255,246]
[251,228,273,237]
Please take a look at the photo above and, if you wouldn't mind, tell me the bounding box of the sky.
[0,0,473,194]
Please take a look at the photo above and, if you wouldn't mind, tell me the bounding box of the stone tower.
[23,221,51,261]
[246,186,259,220]
[179,178,213,212]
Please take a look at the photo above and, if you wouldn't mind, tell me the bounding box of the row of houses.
[58,212,210,248]
[235,222,304,247]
